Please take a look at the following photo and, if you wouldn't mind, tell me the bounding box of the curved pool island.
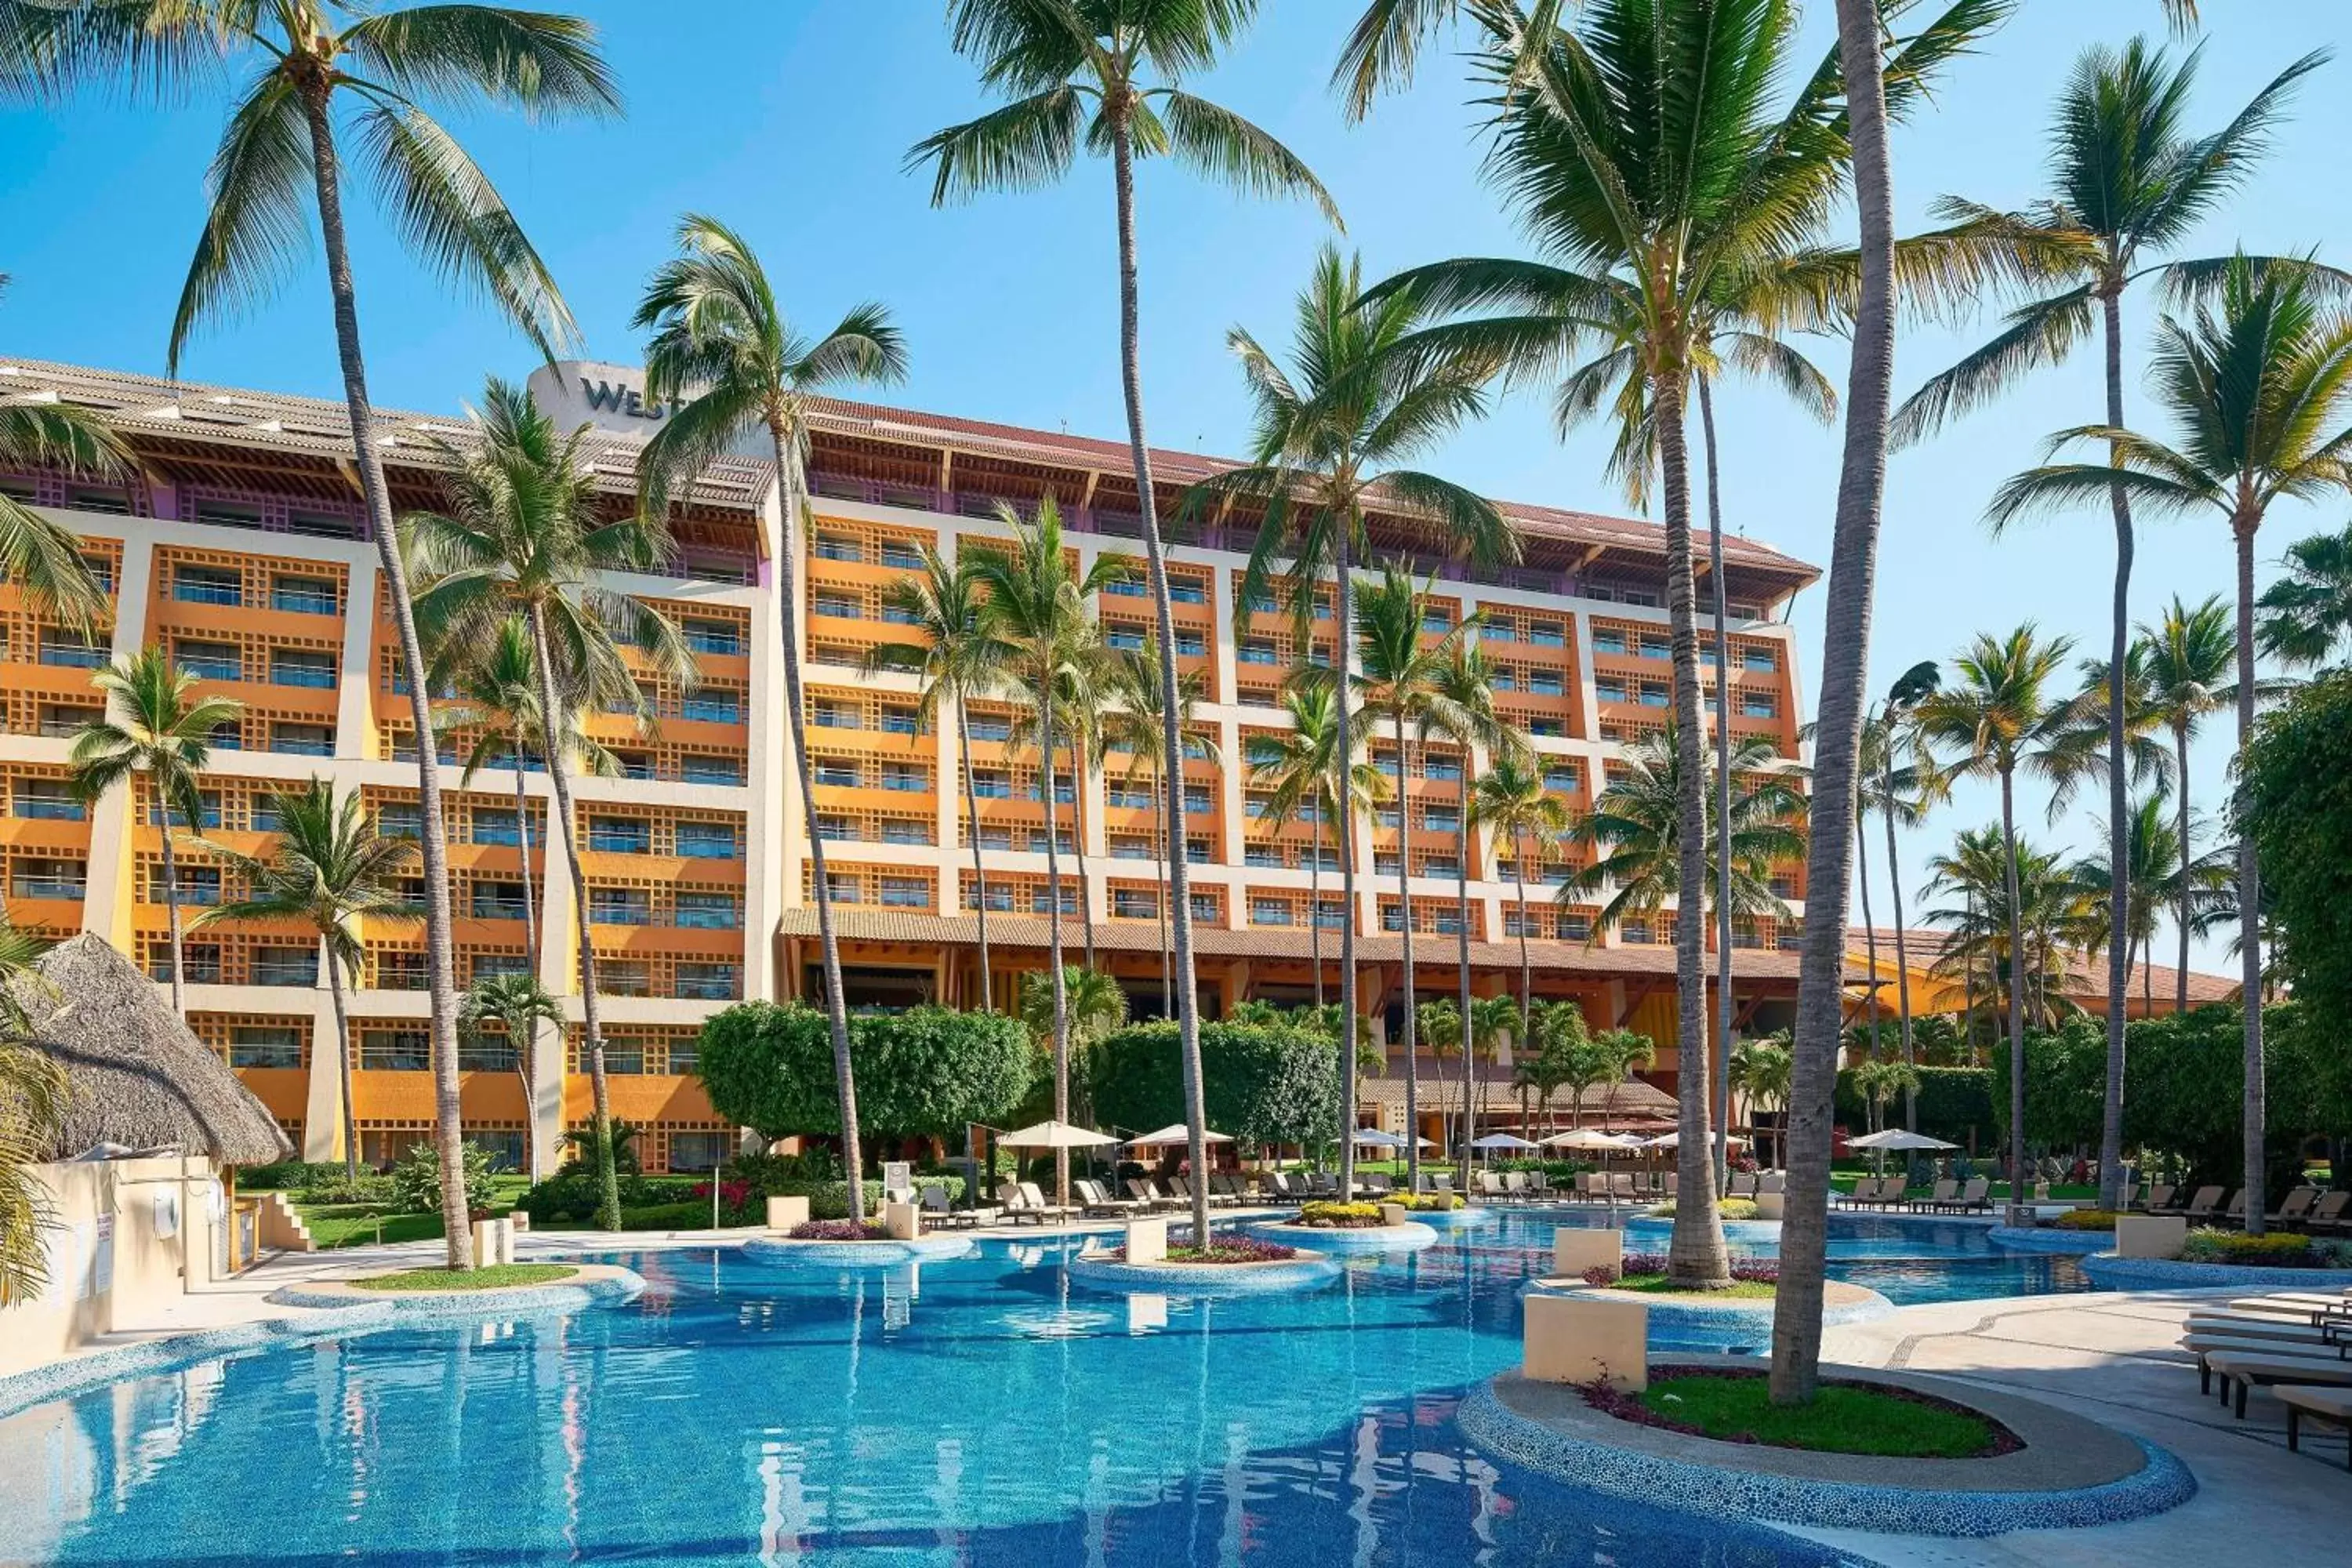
[1522,1276,1896,1334]
[265,1264,646,1321]
[742,1234,977,1269]
[1067,1250,1345,1294]
[1988,1224,2115,1254]
[1249,1218,1439,1254]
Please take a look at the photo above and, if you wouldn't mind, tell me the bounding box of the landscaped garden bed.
[348,1263,578,1292]
[2084,1225,2352,1289]
[264,1263,648,1319]
[1644,1199,1760,1221]
[1581,1367,2018,1459]
[1069,1232,1341,1294]
[1105,1236,1299,1265]
[1250,1202,1439,1253]
[1990,1209,2118,1252]
[1583,1254,1780,1299]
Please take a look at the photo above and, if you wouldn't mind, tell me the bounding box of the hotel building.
[0,356,1818,1170]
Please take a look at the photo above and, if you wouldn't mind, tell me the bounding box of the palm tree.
[1102,642,1219,1019]
[2071,791,2227,1017]
[2130,595,2241,1012]
[1015,646,1114,975]
[1851,1058,1921,1138]
[1352,561,1474,1188]
[1900,38,2325,1212]
[1922,826,2094,1034]
[863,545,1009,1010]
[1424,635,1519,1178]
[1247,684,1391,1014]
[1729,1035,1792,1169]
[1858,661,1945,1130]
[1987,257,2352,1232]
[405,378,695,1232]
[0,940,67,1306]
[68,648,244,1018]
[1915,626,2078,1223]
[434,619,550,971]
[636,216,909,1223]
[1200,245,1513,1197]
[194,779,416,1186]
[912,0,1337,1246]
[460,971,563,1184]
[13,0,620,1276]
[1467,751,1572,1129]
[967,499,1125,1210]
[2259,525,2352,670]
[0,296,125,633]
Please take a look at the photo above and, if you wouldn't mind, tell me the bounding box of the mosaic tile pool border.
[741,1234,978,1268]
[2081,1254,2352,1290]
[1987,1225,2114,1254]
[1066,1251,1345,1294]
[265,1265,647,1318]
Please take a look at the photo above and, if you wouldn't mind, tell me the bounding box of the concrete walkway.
[1798,1290,2349,1566]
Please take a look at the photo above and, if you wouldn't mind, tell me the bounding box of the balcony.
[470,895,529,922]
[38,640,106,670]
[681,696,742,724]
[588,827,652,855]
[172,577,242,608]
[271,585,338,615]
[13,795,84,822]
[270,658,337,691]
[677,830,739,860]
[176,653,241,682]
[12,877,85,900]
[252,953,318,987]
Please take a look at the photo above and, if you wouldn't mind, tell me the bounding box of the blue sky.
[5,0,2345,976]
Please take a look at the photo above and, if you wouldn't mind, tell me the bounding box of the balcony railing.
[271,588,338,615]
[176,656,241,681]
[13,798,84,821]
[588,830,651,854]
[172,579,242,607]
[12,878,85,899]
[271,664,337,690]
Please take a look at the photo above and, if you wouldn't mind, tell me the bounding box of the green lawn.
[1610,1274,1777,1299]
[1636,1374,2002,1457]
[349,1263,577,1292]
[292,1174,533,1250]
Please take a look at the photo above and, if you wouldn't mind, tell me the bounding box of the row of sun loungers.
[2176,1286,2352,1468]
[2136,1185,2351,1234]
[1834,1177,1993,1213]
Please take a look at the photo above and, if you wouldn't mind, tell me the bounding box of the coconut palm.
[912,0,1337,1243]
[0,971,68,1306]
[1857,661,1946,1131]
[1850,1058,1920,1137]
[404,377,695,1232]
[2071,791,2228,1016]
[1014,645,1115,975]
[2139,594,2250,1011]
[967,499,1126,1210]
[1200,245,1513,1196]
[459,971,563,1183]
[0,288,125,634]
[1922,827,2096,1035]
[1351,561,1475,1186]
[2258,524,2352,671]
[1729,1034,1791,1168]
[1900,38,2326,1208]
[1246,684,1392,1014]
[1102,641,1220,1019]
[194,779,416,1186]
[1020,965,1130,1058]
[68,648,244,1018]
[1986,256,2352,1232]
[9,0,619,1275]
[1468,752,1573,1085]
[863,545,1010,1011]
[1914,626,2080,1222]
[634,216,909,1221]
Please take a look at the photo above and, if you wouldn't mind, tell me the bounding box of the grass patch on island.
[350,1263,579,1293]
[1609,1273,1778,1299]
[1620,1373,2007,1458]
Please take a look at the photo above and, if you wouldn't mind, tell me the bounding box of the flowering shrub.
[1112,1236,1298,1265]
[1617,1250,1779,1284]
[1645,1198,1759,1221]
[1296,1200,1385,1229]
[2179,1228,2350,1268]
[2046,1209,2121,1231]
[786,1219,890,1242]
[1394,1192,1461,1212]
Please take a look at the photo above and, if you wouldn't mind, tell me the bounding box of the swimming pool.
[0,1212,2075,1566]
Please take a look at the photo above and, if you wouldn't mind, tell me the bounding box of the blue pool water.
[0,1213,2082,1566]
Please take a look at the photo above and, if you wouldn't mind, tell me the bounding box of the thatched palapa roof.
[12,935,292,1166]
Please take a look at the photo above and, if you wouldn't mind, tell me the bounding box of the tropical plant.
[1729,1034,1791,1167]
[2132,593,2245,1011]
[194,779,416,1185]
[1011,636,1115,973]
[1849,1057,1921,1135]
[636,215,909,1219]
[1245,683,1390,1013]
[1019,965,1131,1061]
[1565,1026,1658,1132]
[1915,626,2082,1222]
[1900,39,2327,1210]
[911,0,1337,1247]
[1202,244,1513,1196]
[862,544,1009,1010]
[1987,256,2352,1232]
[405,377,691,1232]
[2071,791,2230,1016]
[1101,640,1220,1018]
[2259,524,2352,671]
[0,975,68,1306]
[9,0,622,1274]
[1467,750,1573,1127]
[0,284,124,633]
[1351,561,1475,1186]
[68,648,244,1018]
[460,971,563,1183]
[1922,826,2095,1034]
[965,498,1125,1205]
[1856,660,1945,1133]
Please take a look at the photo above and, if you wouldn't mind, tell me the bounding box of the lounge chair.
[1951,1177,1992,1213]
[997,1181,1050,1225]
[2180,1320,2350,1394]
[1839,1177,1879,1208]
[2267,1188,2321,1229]
[1267,1172,1298,1200]
[2205,1348,2352,1419]
[1475,1171,1506,1203]
[1363,1172,1393,1195]
[1663,1172,1678,1198]
[2278,1386,2352,1471]
[920,1183,989,1229]
[1017,1181,1079,1222]
[2299,1191,2351,1236]
[2229,1290,2352,1325]
[2137,1183,2176,1214]
[1073,1179,1139,1219]
[1918,1178,1960,1212]
[2217,1190,2249,1229]
[1727,1172,1757,1200]
[2154,1184,2220,1218]
[1757,1172,1785,1196]
[1430,1173,1454,1195]
[1503,1172,1531,1203]
[1123,1179,1180,1213]
[1606,1173,1634,1204]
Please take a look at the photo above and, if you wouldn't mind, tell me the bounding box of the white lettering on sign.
[579,378,677,422]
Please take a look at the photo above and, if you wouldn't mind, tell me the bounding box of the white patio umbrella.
[1845,1130,1958,1152]
[1123,1124,1232,1148]
[1351,1127,1435,1149]
[1637,1131,1751,1150]
[1470,1133,1541,1151]
[996,1120,1121,1149]
[1541,1128,1642,1150]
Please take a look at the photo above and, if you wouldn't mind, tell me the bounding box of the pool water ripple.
[0,1210,2074,1566]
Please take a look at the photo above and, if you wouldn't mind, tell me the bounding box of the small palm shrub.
[390,1142,498,1218]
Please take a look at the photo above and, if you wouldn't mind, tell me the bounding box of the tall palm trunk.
[1700,375,1735,1192]
[2097,285,2136,1211]
[1770,0,1895,1403]
[1309,811,1327,1010]
[526,604,619,1230]
[1392,712,1421,1187]
[1111,109,1209,1243]
[2173,720,2192,1014]
[1455,756,1474,1185]
[771,428,863,1218]
[1514,844,1534,1139]
[325,945,359,1186]
[1857,810,1881,1055]
[1883,749,1918,1130]
[159,826,187,1019]
[1072,744,1098,973]
[1334,525,1361,1196]
[2232,512,2266,1234]
[1039,687,1073,1207]
[1654,376,1728,1289]
[960,704,993,1011]
[299,89,470,1268]
[1153,767,1171,1019]
[513,730,543,1180]
[1999,766,2030,1225]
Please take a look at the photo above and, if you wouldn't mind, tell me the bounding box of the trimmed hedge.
[695,1003,1033,1142]
[1834,1065,1995,1150]
[1084,1021,1338,1152]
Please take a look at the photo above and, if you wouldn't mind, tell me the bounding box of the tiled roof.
[1846,927,2238,1004]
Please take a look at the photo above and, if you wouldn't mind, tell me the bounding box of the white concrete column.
[743,479,789,984]
[79,535,154,948]
[333,553,379,760]
[300,984,342,1163]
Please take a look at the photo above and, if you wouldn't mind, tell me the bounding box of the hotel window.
[252,946,318,986]
[1424,757,1461,782]
[271,575,338,615]
[676,964,739,1001]
[1239,640,1279,666]
[1741,693,1777,719]
[1381,905,1406,932]
[1315,900,1345,930]
[678,822,739,859]
[172,564,242,606]
[1114,889,1157,919]
[13,780,83,821]
[977,828,1015,852]
[682,691,742,724]
[600,962,653,997]
[1529,719,1564,738]
[1109,837,1152,861]
[1559,913,1592,941]
[1251,898,1293,927]
[473,882,528,920]
[612,751,655,780]
[1620,588,1661,608]
[154,865,222,906]
[1375,808,1400,829]
[1243,590,1277,614]
[459,1034,517,1072]
[1186,837,1213,862]
[1530,670,1565,696]
[39,631,106,669]
[880,706,920,735]
[813,592,862,619]
[971,770,1011,799]
[967,715,1011,742]
[12,858,83,899]
[1639,684,1669,708]
[1743,647,1777,673]
[1168,579,1207,604]
[1184,786,1213,815]
[879,819,931,846]
[1483,619,1515,643]
[1244,845,1282,869]
[681,755,744,786]
[1493,668,1519,692]
[270,722,334,757]
[1421,608,1452,633]
[1636,637,1668,661]
[228,1026,302,1069]
[590,888,652,926]
[1306,848,1338,872]
[977,881,1015,910]
[1105,576,1147,598]
[1595,679,1626,704]
[682,618,742,655]
[814,534,862,562]
[1423,807,1459,833]
[286,509,358,539]
[1544,765,1579,793]
[193,498,260,529]
[1374,855,1401,877]
[360,1029,430,1072]
[669,1132,729,1173]
[1425,858,1461,880]
[1433,909,1464,935]
[68,485,132,516]
[880,541,924,570]
[815,760,860,789]
[880,764,927,793]
[1174,632,1206,657]
[825,872,862,903]
[156,945,222,985]
[1621,919,1655,944]
[1191,893,1220,922]
[1592,628,1626,655]
[816,815,855,841]
[815,701,860,729]
[879,877,930,909]
[467,809,521,848]
[1769,875,1797,898]
[1504,909,1544,938]
[1528,621,1565,647]
[676,891,741,929]
[376,804,422,838]
[588,816,650,853]
[471,954,531,983]
[1105,626,1145,652]
[880,601,920,626]
[176,640,241,681]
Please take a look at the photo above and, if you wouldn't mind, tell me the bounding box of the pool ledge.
[1987,1224,2114,1254]
[1247,1220,1439,1254]
[2080,1253,2352,1290]
[1066,1250,1345,1294]
[0,1304,394,1422]
[264,1264,647,1319]
[742,1234,977,1268]
[1458,1359,2195,1538]
[1521,1277,1895,1330]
